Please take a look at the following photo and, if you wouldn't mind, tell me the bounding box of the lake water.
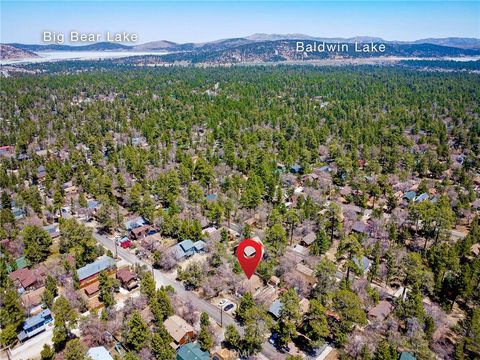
[0,51,169,65]
[1,51,478,66]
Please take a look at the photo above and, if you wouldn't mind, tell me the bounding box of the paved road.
[93,232,283,359]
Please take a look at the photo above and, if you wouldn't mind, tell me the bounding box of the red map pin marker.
[236,238,264,279]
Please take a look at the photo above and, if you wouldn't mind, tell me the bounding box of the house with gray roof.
[172,245,187,260]
[178,239,195,256]
[352,221,369,235]
[268,299,283,318]
[17,309,53,342]
[414,193,429,203]
[193,240,206,252]
[87,346,114,360]
[353,256,372,273]
[77,256,115,285]
[124,216,146,231]
[171,239,205,261]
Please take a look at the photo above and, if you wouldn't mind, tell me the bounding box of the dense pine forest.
[0,65,479,360]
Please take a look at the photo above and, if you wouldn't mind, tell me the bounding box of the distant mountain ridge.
[141,40,480,65]
[412,37,480,49]
[6,35,480,52]
[2,35,480,62]
[0,44,39,60]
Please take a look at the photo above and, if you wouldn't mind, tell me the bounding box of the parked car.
[120,240,132,248]
[268,332,278,345]
[218,299,229,307]
[224,303,234,312]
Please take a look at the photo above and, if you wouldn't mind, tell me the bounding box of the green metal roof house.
[176,343,209,360]
[399,352,416,360]
[6,256,28,273]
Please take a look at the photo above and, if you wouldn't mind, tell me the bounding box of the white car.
[218,299,229,307]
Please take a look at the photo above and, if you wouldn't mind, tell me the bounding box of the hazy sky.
[1,1,479,44]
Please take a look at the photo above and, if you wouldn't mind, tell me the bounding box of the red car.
[120,240,132,248]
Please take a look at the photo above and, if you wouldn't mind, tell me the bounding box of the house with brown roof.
[212,348,236,360]
[130,225,152,240]
[10,268,42,290]
[116,267,138,291]
[20,286,45,315]
[163,315,196,347]
[368,300,394,322]
[84,282,100,297]
[294,263,316,285]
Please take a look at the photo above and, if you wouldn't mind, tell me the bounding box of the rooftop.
[23,309,52,330]
[87,346,114,360]
[179,239,195,253]
[368,300,393,320]
[177,342,210,360]
[116,267,137,284]
[399,352,417,360]
[163,314,195,343]
[302,232,316,245]
[352,221,369,234]
[77,256,115,281]
[404,191,416,201]
[268,299,282,318]
[193,240,206,251]
[124,216,146,231]
[353,256,371,272]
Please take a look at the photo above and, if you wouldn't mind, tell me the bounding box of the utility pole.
[220,306,223,328]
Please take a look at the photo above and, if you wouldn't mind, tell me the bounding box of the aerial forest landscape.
[0,1,479,360]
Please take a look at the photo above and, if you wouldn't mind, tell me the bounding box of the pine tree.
[198,324,214,351]
[0,288,25,329]
[151,325,176,360]
[41,288,55,308]
[0,258,12,289]
[224,324,241,349]
[63,338,87,360]
[45,275,58,297]
[361,345,372,360]
[22,225,52,264]
[124,310,149,352]
[140,272,156,301]
[98,270,116,309]
[303,299,329,346]
[40,344,55,360]
[200,312,210,328]
[0,323,18,347]
[374,340,398,360]
[277,289,301,346]
[310,229,330,255]
[237,292,255,324]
